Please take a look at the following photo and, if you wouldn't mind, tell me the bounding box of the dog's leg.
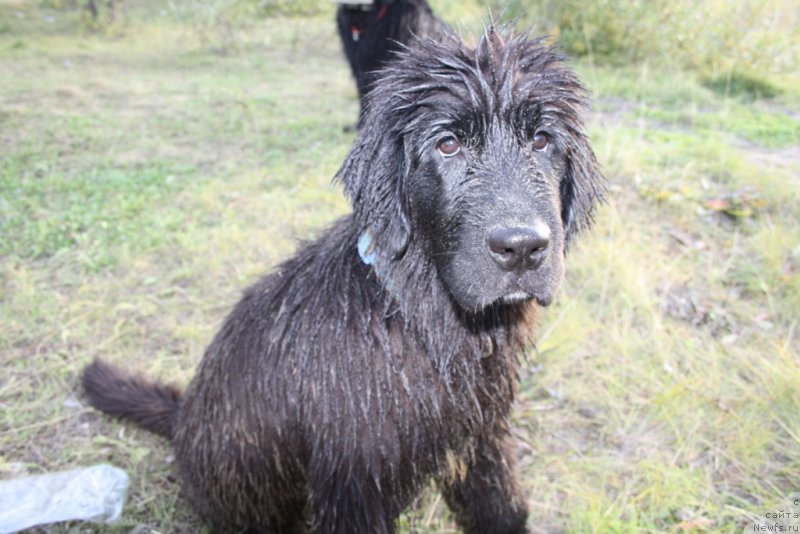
[308,460,397,534]
[238,519,308,534]
[439,436,529,534]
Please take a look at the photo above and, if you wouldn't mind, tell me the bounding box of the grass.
[1,1,799,532]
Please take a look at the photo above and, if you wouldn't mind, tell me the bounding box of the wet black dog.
[336,0,446,123]
[83,28,604,533]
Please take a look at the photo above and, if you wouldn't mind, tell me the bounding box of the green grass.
[702,72,782,100]
[1,1,799,532]
[633,105,800,149]
[486,0,800,80]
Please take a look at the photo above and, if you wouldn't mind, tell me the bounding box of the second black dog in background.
[336,0,447,125]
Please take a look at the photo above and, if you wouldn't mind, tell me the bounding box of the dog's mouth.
[498,291,534,305]
[448,281,556,312]
[495,290,554,307]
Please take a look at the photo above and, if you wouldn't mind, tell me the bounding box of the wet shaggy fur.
[83,29,604,533]
[336,0,447,123]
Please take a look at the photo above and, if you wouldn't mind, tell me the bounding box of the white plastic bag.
[0,464,129,533]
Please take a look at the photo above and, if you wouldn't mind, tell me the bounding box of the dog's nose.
[486,225,550,271]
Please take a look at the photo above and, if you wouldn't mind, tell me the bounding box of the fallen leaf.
[676,517,714,531]
[704,198,731,211]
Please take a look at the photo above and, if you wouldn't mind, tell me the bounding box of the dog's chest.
[383,336,518,472]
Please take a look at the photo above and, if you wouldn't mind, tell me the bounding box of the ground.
[1,1,799,533]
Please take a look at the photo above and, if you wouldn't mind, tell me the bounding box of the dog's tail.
[82,359,182,440]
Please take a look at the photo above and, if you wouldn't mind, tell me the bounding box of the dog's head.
[339,28,605,312]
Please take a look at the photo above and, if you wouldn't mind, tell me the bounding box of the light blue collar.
[357,228,378,266]
[358,228,398,296]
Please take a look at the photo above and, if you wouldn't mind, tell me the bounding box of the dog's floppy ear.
[561,131,605,246]
[337,104,412,260]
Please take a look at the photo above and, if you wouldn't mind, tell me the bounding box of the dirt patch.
[746,144,800,172]
[659,281,738,338]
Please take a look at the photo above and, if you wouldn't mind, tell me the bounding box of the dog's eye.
[437,136,461,157]
[532,132,549,151]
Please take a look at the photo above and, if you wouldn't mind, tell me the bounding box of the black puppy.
[336,0,446,123]
[83,28,604,533]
